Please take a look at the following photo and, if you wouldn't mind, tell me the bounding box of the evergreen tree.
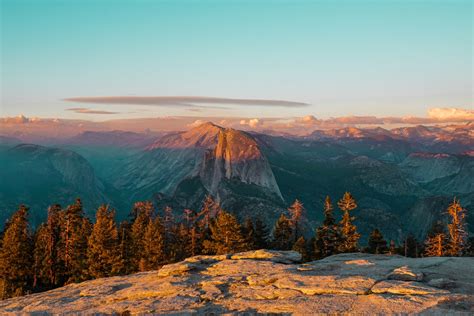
[87,205,123,279]
[288,199,305,242]
[171,223,190,262]
[315,196,340,258]
[33,204,61,289]
[401,234,420,258]
[254,217,269,249]
[188,220,202,257]
[424,234,446,257]
[139,217,166,271]
[162,206,180,262]
[466,237,474,257]
[202,211,247,255]
[337,192,360,253]
[33,224,49,289]
[272,214,293,250]
[130,201,154,271]
[196,195,221,253]
[198,195,220,228]
[423,221,447,257]
[242,218,256,250]
[445,198,467,256]
[388,240,397,255]
[59,199,90,284]
[367,229,388,254]
[181,209,203,257]
[118,221,134,275]
[307,236,317,261]
[0,205,33,298]
[292,236,308,262]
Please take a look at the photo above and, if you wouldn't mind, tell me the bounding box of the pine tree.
[292,236,308,261]
[466,237,474,257]
[388,240,397,255]
[33,204,61,289]
[367,229,388,254]
[424,234,446,257]
[423,221,447,257]
[118,221,134,275]
[445,198,467,256]
[33,224,49,289]
[171,223,190,262]
[87,205,123,279]
[198,195,220,228]
[162,206,180,263]
[315,196,340,258]
[254,217,269,249]
[196,196,221,254]
[272,214,293,250]
[139,217,166,271]
[181,209,203,257]
[288,199,305,242]
[188,219,202,257]
[130,201,154,271]
[59,199,91,284]
[242,218,256,250]
[402,234,420,258]
[0,205,33,298]
[307,236,317,261]
[202,211,247,255]
[337,192,360,253]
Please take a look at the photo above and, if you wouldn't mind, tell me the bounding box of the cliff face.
[117,122,282,203]
[199,127,282,198]
[0,144,107,224]
[2,251,473,314]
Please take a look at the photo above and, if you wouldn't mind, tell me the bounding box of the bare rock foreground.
[1,250,473,315]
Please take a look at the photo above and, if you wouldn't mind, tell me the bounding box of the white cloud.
[428,107,474,121]
[240,118,262,128]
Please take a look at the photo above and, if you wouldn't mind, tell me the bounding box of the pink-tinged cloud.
[240,118,262,128]
[66,107,120,115]
[63,96,309,108]
[428,107,474,121]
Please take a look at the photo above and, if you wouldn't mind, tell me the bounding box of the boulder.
[230,249,302,263]
[387,265,424,281]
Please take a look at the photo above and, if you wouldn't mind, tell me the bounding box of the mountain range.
[0,122,472,242]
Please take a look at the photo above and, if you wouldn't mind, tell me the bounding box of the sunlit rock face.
[116,122,282,203]
[2,251,473,314]
[199,127,282,198]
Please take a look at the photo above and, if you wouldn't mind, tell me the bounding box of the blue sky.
[1,0,472,120]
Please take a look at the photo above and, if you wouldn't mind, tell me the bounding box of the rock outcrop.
[1,251,473,315]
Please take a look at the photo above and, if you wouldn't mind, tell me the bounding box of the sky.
[1,0,472,121]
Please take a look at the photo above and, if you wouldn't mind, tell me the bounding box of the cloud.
[187,119,208,128]
[1,114,31,124]
[66,107,120,114]
[63,96,309,108]
[186,108,203,112]
[296,115,321,124]
[428,107,474,121]
[240,118,262,128]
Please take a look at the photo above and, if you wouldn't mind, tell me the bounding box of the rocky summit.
[1,250,473,315]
